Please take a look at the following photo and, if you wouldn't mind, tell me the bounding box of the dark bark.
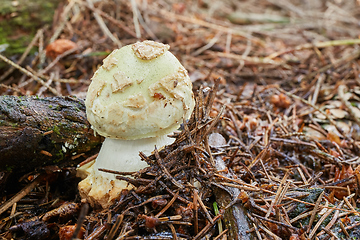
[214,187,253,240]
[0,95,102,173]
[213,155,253,240]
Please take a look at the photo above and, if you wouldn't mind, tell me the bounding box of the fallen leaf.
[329,108,347,119]
[327,131,341,145]
[333,165,354,199]
[46,39,78,59]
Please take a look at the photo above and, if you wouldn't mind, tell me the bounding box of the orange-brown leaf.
[46,39,78,59]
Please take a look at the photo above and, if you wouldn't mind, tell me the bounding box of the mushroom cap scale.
[85,41,195,140]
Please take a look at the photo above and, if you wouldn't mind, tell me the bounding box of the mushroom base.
[78,163,129,208]
[77,135,175,208]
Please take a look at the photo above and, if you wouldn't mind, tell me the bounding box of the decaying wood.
[213,160,253,240]
[0,95,102,173]
[209,132,253,240]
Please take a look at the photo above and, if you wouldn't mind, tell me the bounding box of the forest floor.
[1,0,360,239]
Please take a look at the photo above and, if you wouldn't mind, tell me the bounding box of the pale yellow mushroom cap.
[85,41,195,140]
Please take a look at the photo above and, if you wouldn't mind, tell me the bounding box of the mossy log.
[0,95,102,173]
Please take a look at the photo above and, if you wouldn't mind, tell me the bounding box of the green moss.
[5,165,14,172]
[0,0,58,56]
[53,125,60,135]
[289,188,324,226]
[53,154,63,163]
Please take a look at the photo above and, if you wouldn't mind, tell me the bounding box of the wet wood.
[0,95,102,173]
[213,155,253,240]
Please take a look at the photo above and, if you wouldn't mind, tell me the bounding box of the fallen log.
[0,95,102,173]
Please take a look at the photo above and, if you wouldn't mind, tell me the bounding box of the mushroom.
[77,41,195,208]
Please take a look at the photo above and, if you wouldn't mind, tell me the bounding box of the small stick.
[72,203,89,239]
[192,31,223,56]
[265,171,289,218]
[155,191,179,218]
[154,147,184,189]
[157,9,262,45]
[167,223,178,240]
[339,222,350,238]
[40,43,86,74]
[297,167,309,185]
[86,0,122,47]
[158,181,191,204]
[307,190,325,233]
[316,201,344,237]
[48,0,74,44]
[248,144,270,170]
[82,3,137,38]
[200,105,225,143]
[204,78,221,120]
[308,206,335,239]
[193,187,198,235]
[305,49,360,82]
[85,224,107,240]
[276,87,348,141]
[338,84,360,126]
[213,229,229,240]
[257,221,282,240]
[252,213,298,231]
[215,173,359,214]
[0,54,59,95]
[0,83,22,94]
[215,51,278,65]
[123,195,170,213]
[130,0,141,38]
[0,174,43,215]
[229,111,242,141]
[192,215,222,240]
[194,189,214,224]
[311,73,325,105]
[107,214,124,240]
[321,227,339,240]
[267,39,360,59]
[0,28,43,82]
[77,154,98,168]
[253,223,262,240]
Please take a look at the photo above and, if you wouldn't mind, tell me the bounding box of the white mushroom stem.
[95,135,175,179]
[77,135,175,208]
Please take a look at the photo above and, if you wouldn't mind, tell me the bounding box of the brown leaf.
[327,131,341,145]
[329,109,347,119]
[46,39,78,59]
[333,165,355,199]
[59,225,85,240]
